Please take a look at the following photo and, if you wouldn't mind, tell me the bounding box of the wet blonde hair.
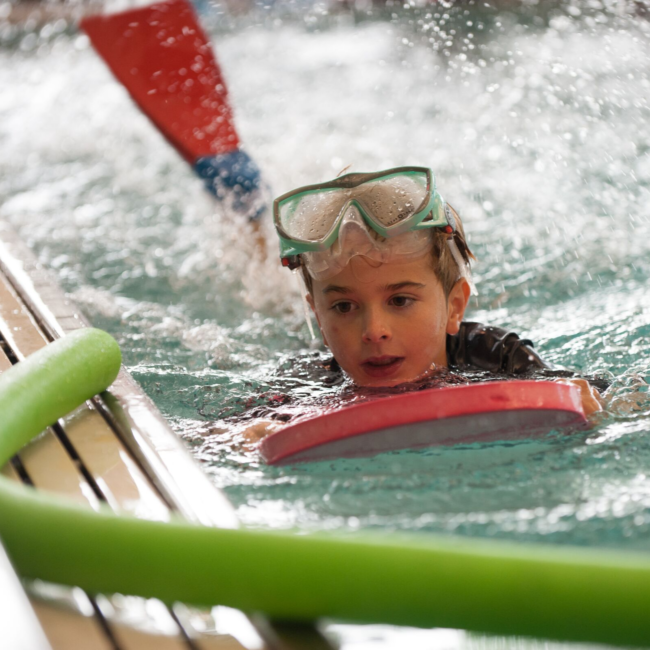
[300,203,475,297]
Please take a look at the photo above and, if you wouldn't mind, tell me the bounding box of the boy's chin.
[350,363,440,388]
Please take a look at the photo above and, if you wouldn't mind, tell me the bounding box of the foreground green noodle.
[0,329,649,646]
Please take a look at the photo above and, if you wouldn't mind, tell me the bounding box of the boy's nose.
[361,308,391,343]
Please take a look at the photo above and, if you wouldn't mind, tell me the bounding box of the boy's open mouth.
[361,355,405,378]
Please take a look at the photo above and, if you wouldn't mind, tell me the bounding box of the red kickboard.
[259,381,588,465]
[81,0,240,163]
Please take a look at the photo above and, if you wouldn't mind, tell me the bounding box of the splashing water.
[2,1,650,561]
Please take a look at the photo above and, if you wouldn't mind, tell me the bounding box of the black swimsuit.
[447,321,547,374]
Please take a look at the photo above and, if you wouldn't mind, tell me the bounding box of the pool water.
[2,0,650,558]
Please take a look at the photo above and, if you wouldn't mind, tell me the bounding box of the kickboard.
[81,0,240,163]
[259,380,587,465]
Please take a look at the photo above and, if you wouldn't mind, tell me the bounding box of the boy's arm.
[206,419,284,454]
[240,419,283,447]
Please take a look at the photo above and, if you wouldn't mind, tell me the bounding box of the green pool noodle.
[0,328,650,646]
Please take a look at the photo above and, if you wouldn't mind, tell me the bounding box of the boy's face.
[307,255,470,387]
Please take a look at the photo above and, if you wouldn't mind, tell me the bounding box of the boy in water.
[243,166,601,442]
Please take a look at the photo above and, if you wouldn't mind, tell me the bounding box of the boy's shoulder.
[447,322,610,391]
[447,321,548,375]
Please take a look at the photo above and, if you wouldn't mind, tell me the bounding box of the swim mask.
[273,166,475,288]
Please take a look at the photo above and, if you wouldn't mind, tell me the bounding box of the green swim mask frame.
[274,166,450,269]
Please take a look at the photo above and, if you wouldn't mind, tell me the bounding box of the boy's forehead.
[322,280,428,296]
[315,255,439,292]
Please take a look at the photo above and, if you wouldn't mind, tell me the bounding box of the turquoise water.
[2,0,650,560]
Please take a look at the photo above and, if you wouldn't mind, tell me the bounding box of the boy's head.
[273,167,474,386]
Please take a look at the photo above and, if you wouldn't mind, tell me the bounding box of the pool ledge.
[0,222,334,650]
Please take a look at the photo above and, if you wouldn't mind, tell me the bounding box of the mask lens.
[279,189,349,244]
[354,171,429,229]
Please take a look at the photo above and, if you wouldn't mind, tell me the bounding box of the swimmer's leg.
[81,0,268,223]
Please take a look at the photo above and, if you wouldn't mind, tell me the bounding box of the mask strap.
[447,238,478,296]
[293,270,316,340]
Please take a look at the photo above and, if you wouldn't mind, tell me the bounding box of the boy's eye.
[332,301,354,314]
[389,295,414,308]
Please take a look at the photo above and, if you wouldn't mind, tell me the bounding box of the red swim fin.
[80,0,240,164]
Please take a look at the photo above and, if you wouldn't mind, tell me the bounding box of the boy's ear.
[306,293,328,347]
[446,278,471,336]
